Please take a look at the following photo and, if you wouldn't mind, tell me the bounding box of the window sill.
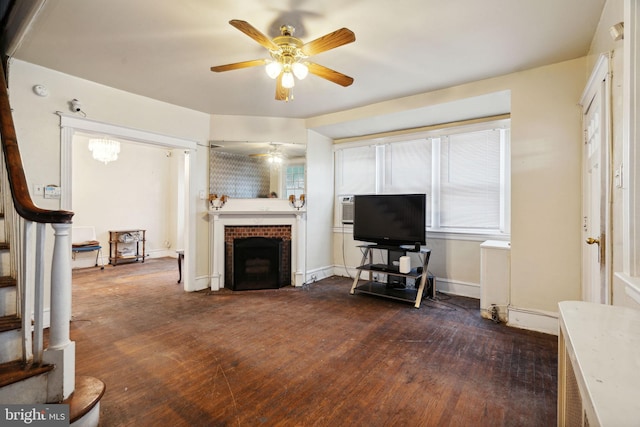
[615,272,640,306]
[333,224,510,242]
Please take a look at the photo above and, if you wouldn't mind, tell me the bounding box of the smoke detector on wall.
[32,84,48,97]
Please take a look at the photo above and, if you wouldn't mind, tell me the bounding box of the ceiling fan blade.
[307,62,354,87]
[210,59,267,72]
[275,74,290,101]
[229,19,279,50]
[301,28,355,56]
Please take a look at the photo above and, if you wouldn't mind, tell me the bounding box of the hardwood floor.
[71,258,557,426]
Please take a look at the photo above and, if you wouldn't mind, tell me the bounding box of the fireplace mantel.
[208,199,306,290]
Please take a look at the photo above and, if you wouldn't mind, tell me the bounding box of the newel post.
[44,223,76,402]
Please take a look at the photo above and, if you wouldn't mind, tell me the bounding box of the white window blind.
[439,129,501,229]
[382,139,432,227]
[382,139,432,193]
[335,145,376,195]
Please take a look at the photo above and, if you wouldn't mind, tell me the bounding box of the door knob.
[586,237,600,245]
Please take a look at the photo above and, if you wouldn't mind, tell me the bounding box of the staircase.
[0,57,104,425]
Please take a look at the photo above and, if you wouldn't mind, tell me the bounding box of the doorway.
[580,54,611,304]
[59,114,196,290]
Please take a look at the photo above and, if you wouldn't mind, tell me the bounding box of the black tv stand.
[349,244,432,308]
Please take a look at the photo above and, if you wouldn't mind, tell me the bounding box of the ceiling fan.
[249,142,287,163]
[211,20,355,101]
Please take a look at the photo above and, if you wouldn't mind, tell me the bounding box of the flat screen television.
[353,194,426,247]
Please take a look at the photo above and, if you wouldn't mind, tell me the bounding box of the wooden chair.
[72,226,105,269]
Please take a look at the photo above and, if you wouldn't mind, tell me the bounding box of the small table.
[108,229,146,266]
[176,249,184,283]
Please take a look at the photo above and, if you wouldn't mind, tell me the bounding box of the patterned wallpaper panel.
[210,151,270,198]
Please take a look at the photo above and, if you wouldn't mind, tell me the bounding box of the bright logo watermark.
[1,405,68,426]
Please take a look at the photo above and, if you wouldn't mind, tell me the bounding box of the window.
[335,120,510,235]
[285,164,305,198]
[439,129,504,230]
[335,144,376,195]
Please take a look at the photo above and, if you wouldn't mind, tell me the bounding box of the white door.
[581,57,609,304]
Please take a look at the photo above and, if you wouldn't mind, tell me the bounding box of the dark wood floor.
[71,258,557,427]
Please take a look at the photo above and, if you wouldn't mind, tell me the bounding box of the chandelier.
[88,138,120,164]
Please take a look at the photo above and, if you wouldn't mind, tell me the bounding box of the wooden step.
[0,363,105,421]
[0,276,16,288]
[65,376,106,424]
[0,314,20,333]
[0,360,54,388]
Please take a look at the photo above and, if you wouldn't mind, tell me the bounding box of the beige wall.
[325,57,587,327]
[209,114,307,143]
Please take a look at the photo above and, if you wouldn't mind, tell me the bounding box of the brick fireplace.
[208,198,306,290]
[225,225,292,290]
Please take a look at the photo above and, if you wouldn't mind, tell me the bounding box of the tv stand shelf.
[350,245,432,308]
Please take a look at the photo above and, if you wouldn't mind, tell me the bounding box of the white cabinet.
[558,301,640,426]
[480,240,510,322]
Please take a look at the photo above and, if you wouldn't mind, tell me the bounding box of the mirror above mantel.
[209,140,306,200]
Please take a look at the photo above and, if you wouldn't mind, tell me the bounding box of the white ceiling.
[13,0,605,135]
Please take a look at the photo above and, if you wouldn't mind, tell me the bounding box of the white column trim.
[623,0,639,276]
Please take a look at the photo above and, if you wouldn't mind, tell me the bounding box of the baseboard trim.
[332,266,481,299]
[507,306,559,335]
[305,266,334,285]
[434,278,480,299]
[191,275,211,291]
[332,265,556,335]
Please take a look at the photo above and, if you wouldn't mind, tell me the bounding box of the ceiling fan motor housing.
[272,31,306,65]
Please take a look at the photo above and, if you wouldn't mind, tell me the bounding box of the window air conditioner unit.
[340,196,354,224]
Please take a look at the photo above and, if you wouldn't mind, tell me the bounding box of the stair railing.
[0,59,75,402]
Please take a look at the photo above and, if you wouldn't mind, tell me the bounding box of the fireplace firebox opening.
[229,236,290,290]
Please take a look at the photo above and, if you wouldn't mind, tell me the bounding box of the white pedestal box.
[480,240,510,322]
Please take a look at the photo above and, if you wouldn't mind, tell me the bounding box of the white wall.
[319,57,586,332]
[305,130,334,280]
[210,114,307,143]
[70,135,175,267]
[8,59,211,291]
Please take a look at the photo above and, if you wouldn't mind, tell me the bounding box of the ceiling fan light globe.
[292,62,309,80]
[265,61,282,79]
[282,72,295,88]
